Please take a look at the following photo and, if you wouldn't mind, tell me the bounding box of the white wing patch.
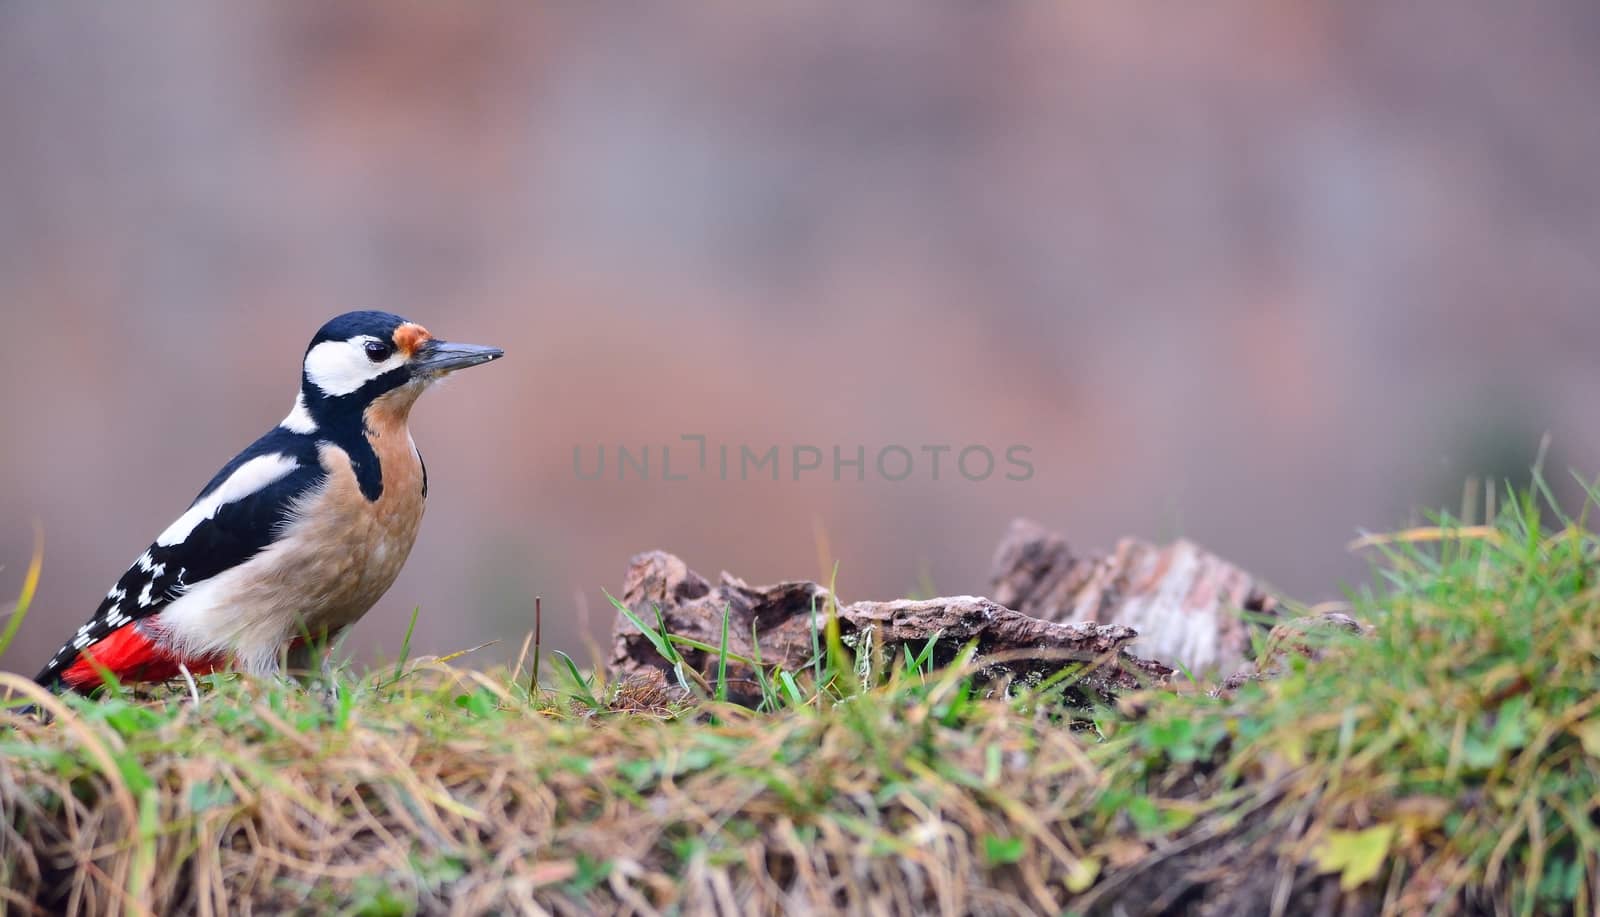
[156,454,301,547]
[280,391,318,433]
[303,336,406,398]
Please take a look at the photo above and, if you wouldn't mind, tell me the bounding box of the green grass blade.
[391,606,421,683]
[0,525,44,662]
[716,603,731,703]
[552,651,602,711]
[606,591,680,665]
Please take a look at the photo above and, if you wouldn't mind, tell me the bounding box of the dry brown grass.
[1,660,1126,916]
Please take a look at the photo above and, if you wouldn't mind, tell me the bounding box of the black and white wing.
[34,428,327,688]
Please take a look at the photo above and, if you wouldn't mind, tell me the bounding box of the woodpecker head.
[285,311,503,433]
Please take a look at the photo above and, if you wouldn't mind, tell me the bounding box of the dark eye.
[364,341,393,362]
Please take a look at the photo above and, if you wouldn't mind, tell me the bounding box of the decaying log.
[611,551,1173,708]
[989,519,1279,676]
[1212,612,1369,696]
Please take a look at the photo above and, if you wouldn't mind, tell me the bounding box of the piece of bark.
[990,519,1279,676]
[1212,612,1369,697]
[612,551,1173,708]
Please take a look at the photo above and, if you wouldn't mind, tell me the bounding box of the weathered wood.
[611,550,1173,708]
[1213,611,1369,696]
[989,519,1279,675]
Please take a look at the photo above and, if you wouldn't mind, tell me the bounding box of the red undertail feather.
[61,624,224,690]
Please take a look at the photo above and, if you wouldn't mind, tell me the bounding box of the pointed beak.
[413,340,504,375]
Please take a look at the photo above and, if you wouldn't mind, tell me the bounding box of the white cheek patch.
[156,453,300,546]
[303,336,406,398]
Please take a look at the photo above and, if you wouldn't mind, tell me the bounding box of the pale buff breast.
[157,386,428,675]
[292,389,428,633]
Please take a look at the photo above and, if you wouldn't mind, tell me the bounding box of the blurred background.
[4,2,1599,669]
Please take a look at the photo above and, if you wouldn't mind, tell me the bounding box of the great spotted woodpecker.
[34,311,503,692]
